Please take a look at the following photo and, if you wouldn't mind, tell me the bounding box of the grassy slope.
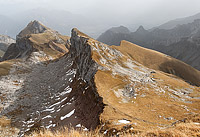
[84,32,200,133]
[0,60,15,76]
[0,115,199,137]
[27,120,200,137]
[112,40,200,86]
[29,33,69,59]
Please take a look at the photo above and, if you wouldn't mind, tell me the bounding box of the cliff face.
[0,22,200,137]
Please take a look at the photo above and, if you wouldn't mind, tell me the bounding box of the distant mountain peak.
[17,20,49,39]
[137,25,145,30]
[109,25,130,34]
[135,25,148,34]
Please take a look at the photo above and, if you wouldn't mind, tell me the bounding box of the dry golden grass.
[27,127,103,137]
[0,116,19,136]
[112,40,200,86]
[28,32,70,60]
[0,116,11,127]
[27,121,200,137]
[131,122,200,137]
[78,30,200,132]
[0,60,14,76]
[88,39,200,131]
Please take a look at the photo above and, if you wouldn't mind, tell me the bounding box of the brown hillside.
[111,40,200,86]
[74,29,200,135]
[0,60,15,76]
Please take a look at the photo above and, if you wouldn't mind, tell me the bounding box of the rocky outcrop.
[0,43,9,53]
[1,38,33,61]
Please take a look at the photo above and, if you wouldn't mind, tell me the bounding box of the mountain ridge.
[0,21,199,136]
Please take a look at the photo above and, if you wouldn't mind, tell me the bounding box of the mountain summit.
[17,20,48,39]
[97,26,131,45]
[1,20,69,62]
[135,25,148,34]
[108,26,130,34]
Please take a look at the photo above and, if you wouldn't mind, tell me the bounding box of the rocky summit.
[0,21,200,137]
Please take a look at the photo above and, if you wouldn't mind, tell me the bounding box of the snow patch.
[61,86,72,95]
[75,124,82,128]
[42,115,52,120]
[60,109,75,120]
[118,119,131,124]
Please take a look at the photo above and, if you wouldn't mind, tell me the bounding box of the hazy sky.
[0,0,200,29]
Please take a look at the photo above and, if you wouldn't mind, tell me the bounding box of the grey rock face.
[0,43,8,54]
[1,37,33,61]
[70,29,98,82]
